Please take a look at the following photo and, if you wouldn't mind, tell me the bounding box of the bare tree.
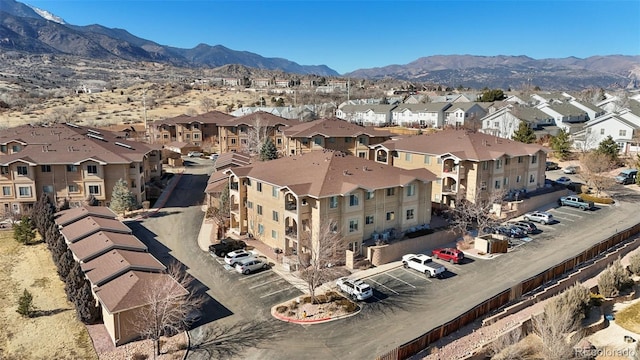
[489,327,527,360]
[447,189,506,237]
[298,219,346,303]
[134,262,205,358]
[200,97,215,113]
[243,116,269,157]
[579,151,617,196]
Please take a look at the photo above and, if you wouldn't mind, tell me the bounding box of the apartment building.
[0,123,161,213]
[282,118,392,159]
[147,110,234,147]
[371,130,547,207]
[218,111,295,154]
[223,151,436,256]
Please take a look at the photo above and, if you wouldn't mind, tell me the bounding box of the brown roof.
[60,216,132,243]
[68,231,148,262]
[378,130,546,161]
[81,249,165,286]
[205,171,229,194]
[0,123,159,166]
[54,206,117,227]
[94,271,187,313]
[213,152,251,170]
[152,110,233,127]
[223,111,295,127]
[283,118,392,138]
[227,150,437,198]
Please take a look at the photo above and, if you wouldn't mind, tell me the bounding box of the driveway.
[131,160,640,360]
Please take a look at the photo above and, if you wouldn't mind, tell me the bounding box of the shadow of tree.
[31,308,71,318]
[189,320,288,359]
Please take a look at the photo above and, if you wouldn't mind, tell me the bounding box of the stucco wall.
[364,230,459,266]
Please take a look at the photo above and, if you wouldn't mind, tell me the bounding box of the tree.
[447,189,506,237]
[595,135,620,164]
[134,262,204,357]
[550,129,572,160]
[579,151,617,196]
[243,117,269,157]
[259,137,278,161]
[74,280,102,324]
[597,259,632,297]
[479,89,505,102]
[110,178,136,216]
[16,289,36,317]
[13,216,36,245]
[511,122,536,144]
[298,219,346,303]
[200,97,215,113]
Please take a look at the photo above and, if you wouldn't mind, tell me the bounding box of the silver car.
[235,256,269,275]
[523,211,553,225]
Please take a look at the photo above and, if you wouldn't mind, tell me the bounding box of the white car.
[224,249,256,267]
[235,256,269,275]
[209,153,219,160]
[523,211,553,225]
[187,151,203,158]
[555,176,572,185]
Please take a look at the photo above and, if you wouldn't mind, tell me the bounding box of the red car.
[431,248,464,264]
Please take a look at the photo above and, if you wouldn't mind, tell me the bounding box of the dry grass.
[615,301,640,334]
[0,230,97,360]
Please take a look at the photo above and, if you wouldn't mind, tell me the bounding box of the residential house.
[444,103,488,129]
[371,130,547,208]
[275,79,291,88]
[573,101,640,153]
[530,92,567,105]
[222,78,245,87]
[217,111,295,154]
[567,98,606,121]
[537,103,589,134]
[390,103,452,128]
[0,123,161,212]
[251,78,271,88]
[147,111,234,148]
[205,152,251,207]
[336,104,398,126]
[223,151,436,256]
[282,118,392,158]
[480,104,556,139]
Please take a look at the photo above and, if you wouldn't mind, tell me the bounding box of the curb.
[270,303,362,325]
[135,171,184,220]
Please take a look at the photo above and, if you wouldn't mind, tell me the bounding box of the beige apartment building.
[282,118,392,159]
[0,123,161,213]
[218,111,295,154]
[147,110,234,148]
[224,151,436,256]
[371,130,547,207]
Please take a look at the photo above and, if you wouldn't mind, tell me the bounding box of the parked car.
[235,256,269,274]
[558,195,595,211]
[555,176,572,186]
[336,277,373,301]
[546,161,559,171]
[523,211,553,225]
[209,239,247,257]
[615,169,638,185]
[563,165,580,174]
[187,151,203,158]
[209,153,219,160]
[402,254,446,278]
[494,225,527,238]
[508,220,538,234]
[224,249,257,267]
[431,248,464,264]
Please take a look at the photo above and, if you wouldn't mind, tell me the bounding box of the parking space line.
[553,211,583,218]
[386,273,416,288]
[368,278,400,295]
[249,277,285,289]
[238,271,273,281]
[259,287,293,298]
[552,216,575,222]
[400,268,433,282]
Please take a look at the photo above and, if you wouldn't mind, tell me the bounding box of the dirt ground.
[0,231,97,360]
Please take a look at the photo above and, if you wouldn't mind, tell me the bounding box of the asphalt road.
[130,159,640,360]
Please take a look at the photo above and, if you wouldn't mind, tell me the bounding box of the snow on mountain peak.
[26,4,66,24]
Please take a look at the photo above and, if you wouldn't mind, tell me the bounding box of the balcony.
[230,203,239,214]
[442,185,457,194]
[230,182,239,191]
[285,227,298,241]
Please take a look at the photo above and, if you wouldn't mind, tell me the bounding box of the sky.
[23,0,640,74]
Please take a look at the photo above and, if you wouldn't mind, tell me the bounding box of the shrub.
[579,194,614,205]
[590,292,605,307]
[176,342,188,350]
[598,269,618,297]
[275,305,287,314]
[301,296,312,304]
[628,252,640,275]
[598,259,632,297]
[314,294,329,304]
[131,353,148,360]
[289,301,298,310]
[16,289,35,317]
[287,311,295,317]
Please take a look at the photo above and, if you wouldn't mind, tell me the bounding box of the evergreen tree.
[550,129,572,160]
[56,249,75,282]
[65,262,85,302]
[32,194,55,235]
[259,138,278,161]
[219,185,230,218]
[16,289,35,317]
[596,135,620,164]
[479,89,505,102]
[511,122,536,144]
[110,178,136,216]
[74,280,102,324]
[13,216,36,245]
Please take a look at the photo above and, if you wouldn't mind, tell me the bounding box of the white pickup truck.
[336,277,373,301]
[402,254,446,278]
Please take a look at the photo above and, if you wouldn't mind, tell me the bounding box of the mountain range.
[1,0,639,90]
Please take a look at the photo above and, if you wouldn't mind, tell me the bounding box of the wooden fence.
[376,222,640,360]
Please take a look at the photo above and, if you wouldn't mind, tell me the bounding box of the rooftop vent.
[115,142,134,150]
[65,122,80,128]
[87,129,101,135]
[87,133,105,141]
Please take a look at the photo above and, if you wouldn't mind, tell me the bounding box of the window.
[328,137,335,143]
[600,128,605,135]
[240,139,247,145]
[2,186,10,196]
[437,158,442,164]
[505,158,510,165]
[257,182,262,192]
[272,210,279,222]
[349,194,359,206]
[277,138,282,145]
[516,175,521,183]
[41,165,51,173]
[43,185,53,193]
[529,174,535,183]
[87,165,98,174]
[257,205,263,215]
[424,155,430,164]
[18,186,31,197]
[88,185,100,195]
[495,159,502,169]
[231,138,237,145]
[406,209,415,220]
[12,145,21,153]
[345,138,352,143]
[406,184,416,197]
[349,219,359,233]
[314,137,322,145]
[0,145,5,153]
[518,156,523,163]
[329,196,338,208]
[494,121,499,127]
[494,180,501,189]
[68,184,79,193]
[503,178,509,186]
[405,153,412,161]
[531,155,537,164]
[66,165,77,172]
[0,166,8,175]
[272,230,278,239]
[358,137,366,145]
[386,212,395,221]
[247,201,253,209]
[365,215,374,225]
[193,133,200,139]
[366,191,374,200]
[620,130,627,137]
[17,166,28,176]
[358,152,366,158]
[386,188,395,196]
[258,224,264,235]
[480,181,487,190]
[272,186,279,198]
[482,162,488,170]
